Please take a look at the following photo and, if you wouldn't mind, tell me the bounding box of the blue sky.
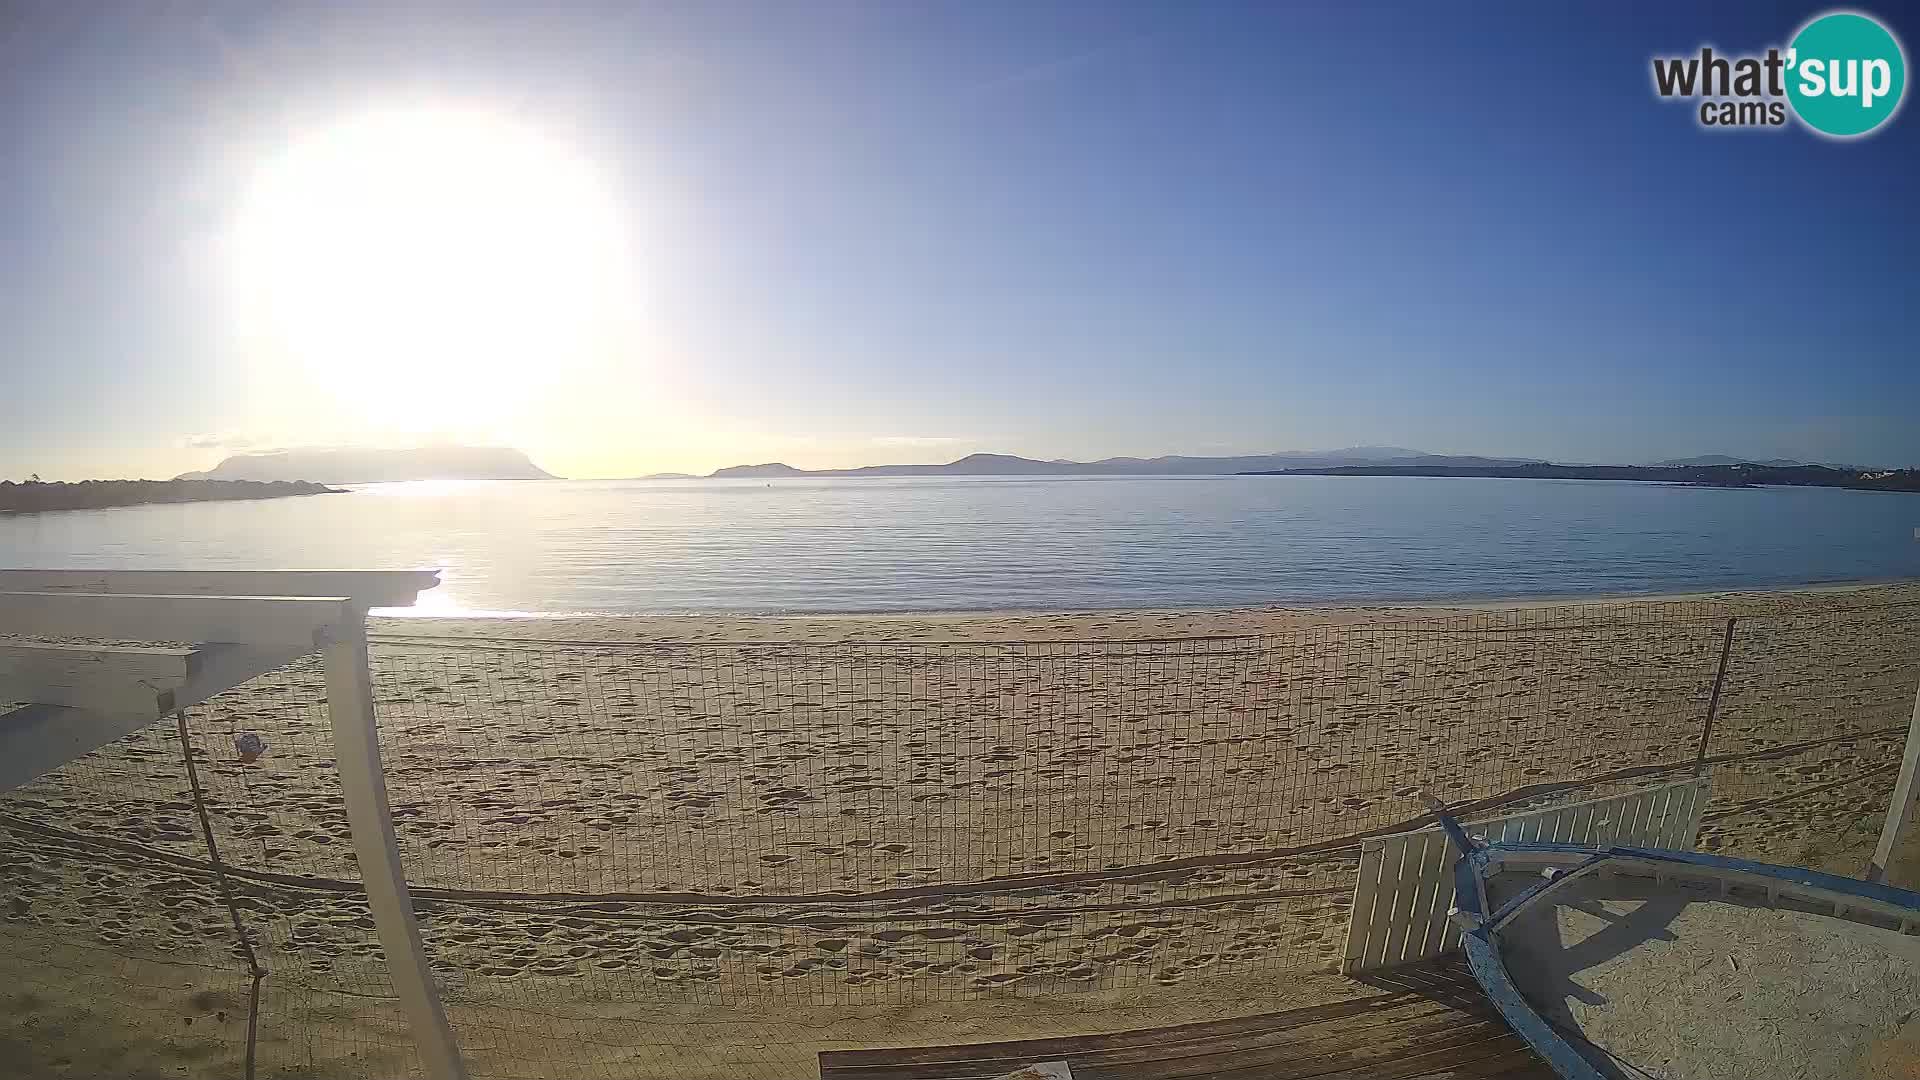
[1,1,1915,479]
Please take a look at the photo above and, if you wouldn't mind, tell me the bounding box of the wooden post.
[1695,617,1737,774]
[1869,674,1920,884]
[323,613,469,1080]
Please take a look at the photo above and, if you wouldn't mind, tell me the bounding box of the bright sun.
[227,106,630,432]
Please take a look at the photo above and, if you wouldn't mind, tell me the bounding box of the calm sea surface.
[1,476,1916,614]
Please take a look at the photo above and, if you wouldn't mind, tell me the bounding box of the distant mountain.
[1245,461,1920,493]
[178,446,555,483]
[706,449,1544,479]
[1651,455,1816,468]
[637,472,699,480]
[712,462,811,478]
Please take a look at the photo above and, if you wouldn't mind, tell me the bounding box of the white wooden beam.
[0,592,352,648]
[0,569,440,610]
[0,704,162,793]
[322,618,468,1080]
[0,642,196,716]
[1869,675,1920,884]
[173,644,311,713]
[0,643,311,792]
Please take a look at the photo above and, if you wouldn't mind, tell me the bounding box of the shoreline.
[373,578,1920,643]
[380,576,1920,622]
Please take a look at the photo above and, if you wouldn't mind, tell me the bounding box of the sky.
[1,1,1916,481]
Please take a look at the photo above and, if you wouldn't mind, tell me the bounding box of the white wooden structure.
[1342,778,1711,974]
[0,569,468,1080]
[1870,675,1920,884]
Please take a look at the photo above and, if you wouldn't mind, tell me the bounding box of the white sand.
[1498,877,1920,1080]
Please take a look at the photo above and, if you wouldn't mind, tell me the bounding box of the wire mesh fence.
[0,653,424,1080]
[2,595,1917,1078]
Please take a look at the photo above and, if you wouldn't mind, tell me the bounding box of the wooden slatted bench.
[818,964,1549,1080]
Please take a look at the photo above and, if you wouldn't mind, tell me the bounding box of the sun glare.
[227,106,630,432]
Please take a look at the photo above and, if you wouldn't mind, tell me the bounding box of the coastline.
[372,577,1920,643]
[0,478,344,515]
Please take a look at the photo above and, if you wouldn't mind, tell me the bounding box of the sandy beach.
[3,583,1918,1079]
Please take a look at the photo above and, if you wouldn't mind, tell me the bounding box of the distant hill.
[1650,455,1839,468]
[708,449,1544,479]
[1,478,342,514]
[178,446,555,484]
[1246,461,1920,493]
[637,472,699,480]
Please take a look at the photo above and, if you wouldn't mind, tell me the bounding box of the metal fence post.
[323,613,470,1080]
[1694,617,1738,774]
[1868,672,1920,884]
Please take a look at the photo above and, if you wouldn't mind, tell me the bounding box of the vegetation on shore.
[1244,462,1920,492]
[0,478,344,514]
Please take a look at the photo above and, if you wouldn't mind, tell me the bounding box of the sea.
[1,476,1917,615]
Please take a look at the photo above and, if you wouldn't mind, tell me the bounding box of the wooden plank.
[1641,783,1676,841]
[1620,789,1655,844]
[1673,780,1705,844]
[821,990,1447,1070]
[0,569,440,609]
[1378,832,1427,967]
[0,591,351,648]
[1663,783,1690,844]
[842,1015,1516,1080]
[828,1004,1497,1080]
[323,617,467,1080]
[1517,812,1547,844]
[1574,799,1601,842]
[1603,793,1634,844]
[1542,805,1570,842]
[1681,778,1707,843]
[1640,784,1675,847]
[1870,676,1920,883]
[1657,783,1686,847]
[1073,1019,1516,1080]
[1592,796,1624,847]
[1374,835,1417,968]
[1535,807,1561,845]
[0,642,196,715]
[1666,780,1700,847]
[1342,841,1386,974]
[1393,831,1448,963]
[1545,806,1576,844]
[1413,822,1451,957]
[1233,1037,1537,1080]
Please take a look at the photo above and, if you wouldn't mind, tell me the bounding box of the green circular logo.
[1787,12,1907,137]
